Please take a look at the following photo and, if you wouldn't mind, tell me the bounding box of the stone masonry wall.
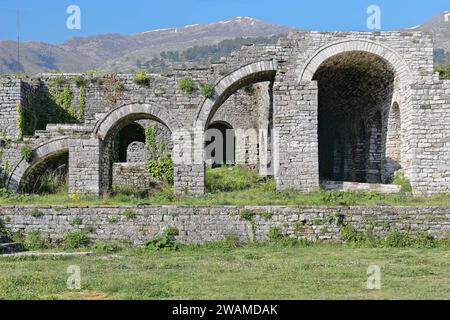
[1,205,449,245]
[112,162,159,189]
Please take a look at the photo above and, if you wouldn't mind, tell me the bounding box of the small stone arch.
[194,60,278,130]
[94,103,183,195]
[298,39,413,85]
[7,137,71,192]
[94,103,183,140]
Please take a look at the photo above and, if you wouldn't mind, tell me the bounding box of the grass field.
[1,243,450,300]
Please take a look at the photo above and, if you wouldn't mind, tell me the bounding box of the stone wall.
[0,31,449,196]
[112,162,159,189]
[1,205,449,245]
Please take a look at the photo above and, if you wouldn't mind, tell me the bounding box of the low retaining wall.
[1,206,450,245]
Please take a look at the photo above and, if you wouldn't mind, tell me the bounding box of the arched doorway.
[94,104,180,195]
[313,51,395,183]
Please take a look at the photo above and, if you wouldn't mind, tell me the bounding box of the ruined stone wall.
[1,205,449,245]
[112,163,158,190]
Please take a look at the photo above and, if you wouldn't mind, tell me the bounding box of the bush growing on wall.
[146,157,174,184]
[178,77,195,94]
[134,70,150,85]
[200,83,215,98]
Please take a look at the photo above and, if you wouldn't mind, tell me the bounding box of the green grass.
[1,166,450,206]
[1,243,450,300]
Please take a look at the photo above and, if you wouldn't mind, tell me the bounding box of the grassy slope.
[1,244,450,300]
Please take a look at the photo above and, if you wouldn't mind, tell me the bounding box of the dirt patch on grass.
[49,291,112,300]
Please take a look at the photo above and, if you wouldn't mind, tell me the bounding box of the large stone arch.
[298,39,413,85]
[7,137,71,192]
[194,60,278,130]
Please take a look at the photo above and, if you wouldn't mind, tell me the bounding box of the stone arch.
[94,103,182,195]
[298,39,412,85]
[7,137,71,192]
[194,60,278,130]
[94,103,183,140]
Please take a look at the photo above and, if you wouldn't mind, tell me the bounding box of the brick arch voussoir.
[298,39,413,85]
[94,103,183,140]
[7,137,71,192]
[194,60,278,130]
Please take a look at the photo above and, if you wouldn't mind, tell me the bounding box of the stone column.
[68,137,102,196]
[273,80,319,192]
[257,82,273,176]
[172,128,205,195]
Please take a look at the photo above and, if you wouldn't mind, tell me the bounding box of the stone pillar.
[257,82,273,176]
[0,78,22,141]
[68,137,102,196]
[172,128,205,195]
[273,81,319,192]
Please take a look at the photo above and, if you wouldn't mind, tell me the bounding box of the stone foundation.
[1,205,449,245]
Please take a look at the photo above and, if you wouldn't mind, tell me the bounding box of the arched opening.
[314,51,395,183]
[383,102,402,182]
[113,123,145,163]
[100,113,173,195]
[19,150,69,194]
[205,121,235,167]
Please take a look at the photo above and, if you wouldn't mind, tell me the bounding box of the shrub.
[73,75,85,87]
[30,208,44,218]
[63,232,89,249]
[435,64,450,80]
[164,226,179,237]
[199,83,215,98]
[239,209,256,222]
[382,230,413,248]
[414,232,435,248]
[178,77,195,94]
[205,166,261,193]
[134,70,150,85]
[339,224,363,243]
[24,231,47,250]
[146,157,174,184]
[391,171,412,193]
[20,146,34,163]
[70,217,82,226]
[268,226,283,241]
[91,241,124,253]
[123,209,136,220]
[145,228,179,251]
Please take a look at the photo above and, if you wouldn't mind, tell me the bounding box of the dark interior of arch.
[206,122,235,166]
[114,123,145,162]
[20,151,69,194]
[314,51,395,183]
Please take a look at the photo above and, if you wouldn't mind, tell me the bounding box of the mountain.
[408,10,450,64]
[0,17,294,74]
[1,12,449,75]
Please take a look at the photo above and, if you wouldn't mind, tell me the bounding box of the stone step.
[320,181,402,194]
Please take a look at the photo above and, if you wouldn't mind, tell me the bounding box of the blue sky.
[0,0,449,43]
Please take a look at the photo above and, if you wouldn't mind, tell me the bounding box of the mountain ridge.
[1,13,449,74]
